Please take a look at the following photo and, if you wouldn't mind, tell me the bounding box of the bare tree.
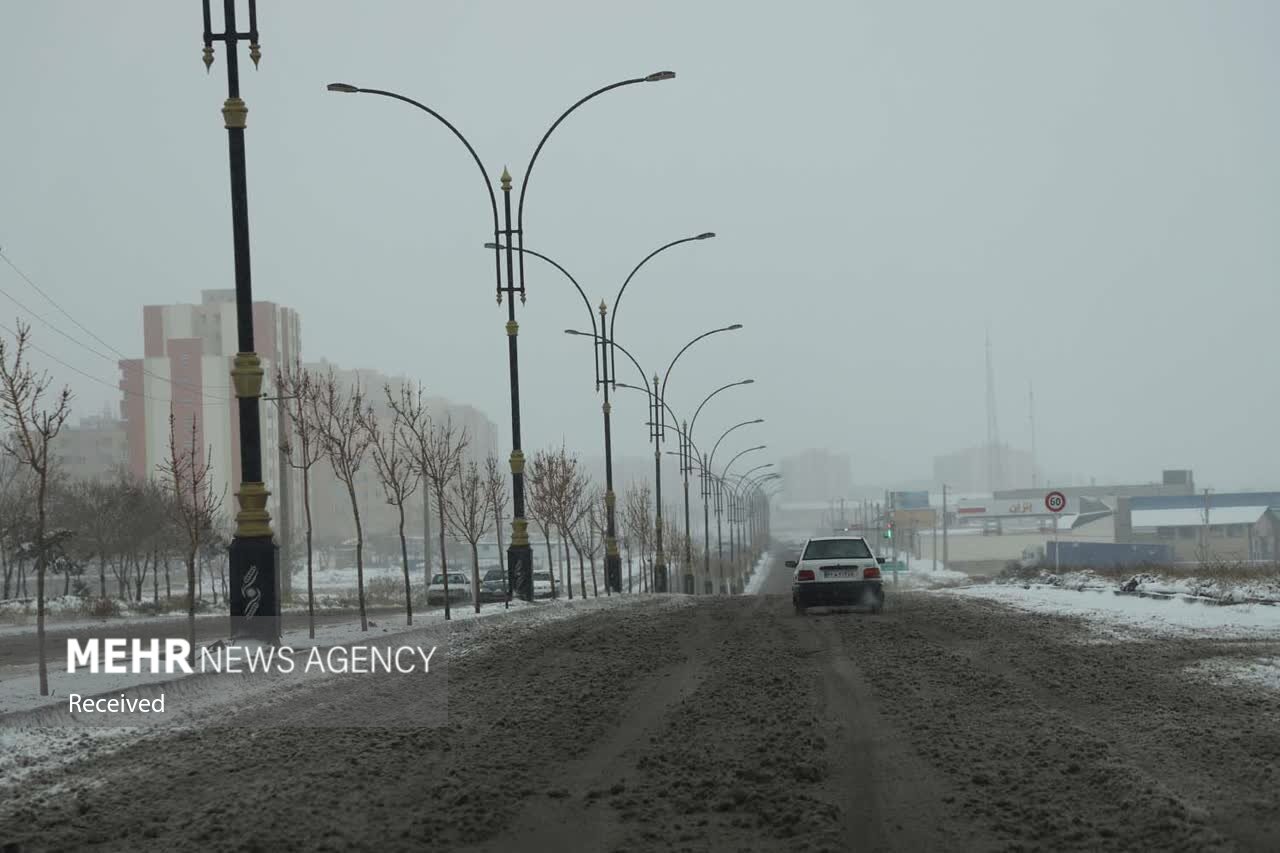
[277,361,324,638]
[0,321,72,695]
[445,459,493,615]
[311,369,375,632]
[363,386,422,625]
[624,481,654,594]
[390,386,468,621]
[484,453,509,599]
[156,411,223,665]
[526,449,559,599]
[586,486,607,597]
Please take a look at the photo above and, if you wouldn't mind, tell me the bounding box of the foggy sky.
[3,1,1278,491]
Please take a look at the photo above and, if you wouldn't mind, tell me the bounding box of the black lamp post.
[573,327,740,594]
[659,328,743,593]
[727,467,776,588]
[201,0,278,644]
[720,445,765,589]
[706,420,764,593]
[497,237,715,593]
[604,233,716,592]
[327,71,675,601]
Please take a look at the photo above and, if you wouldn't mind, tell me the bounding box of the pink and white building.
[117,290,302,534]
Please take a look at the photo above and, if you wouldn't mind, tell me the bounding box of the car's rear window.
[801,538,872,560]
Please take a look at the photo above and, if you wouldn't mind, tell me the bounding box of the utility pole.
[942,484,949,571]
[1029,381,1038,488]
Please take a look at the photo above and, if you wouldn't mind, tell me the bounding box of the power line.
[0,318,186,405]
[0,248,234,402]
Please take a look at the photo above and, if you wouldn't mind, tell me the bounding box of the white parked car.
[532,571,554,599]
[786,535,885,615]
[426,572,472,605]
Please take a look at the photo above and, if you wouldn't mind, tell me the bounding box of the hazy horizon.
[3,0,1278,492]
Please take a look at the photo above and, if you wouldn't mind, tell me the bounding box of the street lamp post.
[202,0,278,645]
[720,444,765,591]
[706,421,764,592]
[502,238,715,592]
[327,71,675,600]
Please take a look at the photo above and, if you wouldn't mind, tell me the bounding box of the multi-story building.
[117,290,302,545]
[49,411,129,483]
[932,445,1038,494]
[778,449,852,503]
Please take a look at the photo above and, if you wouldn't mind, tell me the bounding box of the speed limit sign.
[1045,491,1067,513]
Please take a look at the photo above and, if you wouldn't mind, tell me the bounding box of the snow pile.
[991,567,1280,605]
[742,552,772,595]
[1188,656,1280,691]
[942,584,1280,640]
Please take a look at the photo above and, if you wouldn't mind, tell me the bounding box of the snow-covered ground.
[942,583,1280,639]
[0,592,643,719]
[0,592,673,788]
[742,552,772,595]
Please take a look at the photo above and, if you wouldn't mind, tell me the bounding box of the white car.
[786,535,885,615]
[426,571,472,605]
[531,571,554,599]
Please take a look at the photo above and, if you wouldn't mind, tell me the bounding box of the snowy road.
[2,569,1279,851]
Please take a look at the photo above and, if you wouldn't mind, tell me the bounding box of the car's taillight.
[863,566,881,579]
[796,569,816,582]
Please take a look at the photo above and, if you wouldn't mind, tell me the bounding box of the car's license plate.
[825,569,858,579]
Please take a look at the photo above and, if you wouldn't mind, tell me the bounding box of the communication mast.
[985,332,1002,493]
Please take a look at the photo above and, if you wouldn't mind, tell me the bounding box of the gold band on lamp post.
[235,481,273,538]
[506,320,519,336]
[509,449,525,475]
[230,352,264,398]
[511,517,530,548]
[222,97,248,129]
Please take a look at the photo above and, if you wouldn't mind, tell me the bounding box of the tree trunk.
[186,547,197,666]
[164,556,171,601]
[346,482,368,632]
[495,498,507,596]
[627,554,633,593]
[304,465,315,640]
[576,545,587,601]
[542,529,554,599]
[98,555,107,599]
[470,542,481,615]
[36,474,49,696]
[562,531,573,600]
[436,488,451,621]
[398,501,412,626]
[153,552,159,602]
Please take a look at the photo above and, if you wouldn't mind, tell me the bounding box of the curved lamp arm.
[517,72,676,299]
[608,232,714,383]
[708,419,764,469]
[326,84,501,292]
[689,379,754,440]
[659,324,742,432]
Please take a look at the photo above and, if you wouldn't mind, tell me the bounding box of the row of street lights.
[203,2,777,643]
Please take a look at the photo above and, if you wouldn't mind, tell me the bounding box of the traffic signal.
[884,524,893,540]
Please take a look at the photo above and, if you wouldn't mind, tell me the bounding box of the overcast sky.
[3,1,1278,490]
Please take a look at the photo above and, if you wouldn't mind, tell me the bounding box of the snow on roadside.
[743,552,773,595]
[940,583,1280,640]
[0,593,671,788]
[1187,656,1280,691]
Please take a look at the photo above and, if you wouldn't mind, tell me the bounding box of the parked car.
[532,571,555,599]
[479,567,508,601]
[426,572,472,605]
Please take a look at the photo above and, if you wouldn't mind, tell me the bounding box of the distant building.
[779,450,852,503]
[302,359,500,550]
[932,445,1036,493]
[1115,491,1280,562]
[117,290,302,534]
[50,412,128,483]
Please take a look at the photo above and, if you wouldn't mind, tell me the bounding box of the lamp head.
[326,83,359,93]
[645,71,677,82]
[695,232,715,240]
[727,323,743,330]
